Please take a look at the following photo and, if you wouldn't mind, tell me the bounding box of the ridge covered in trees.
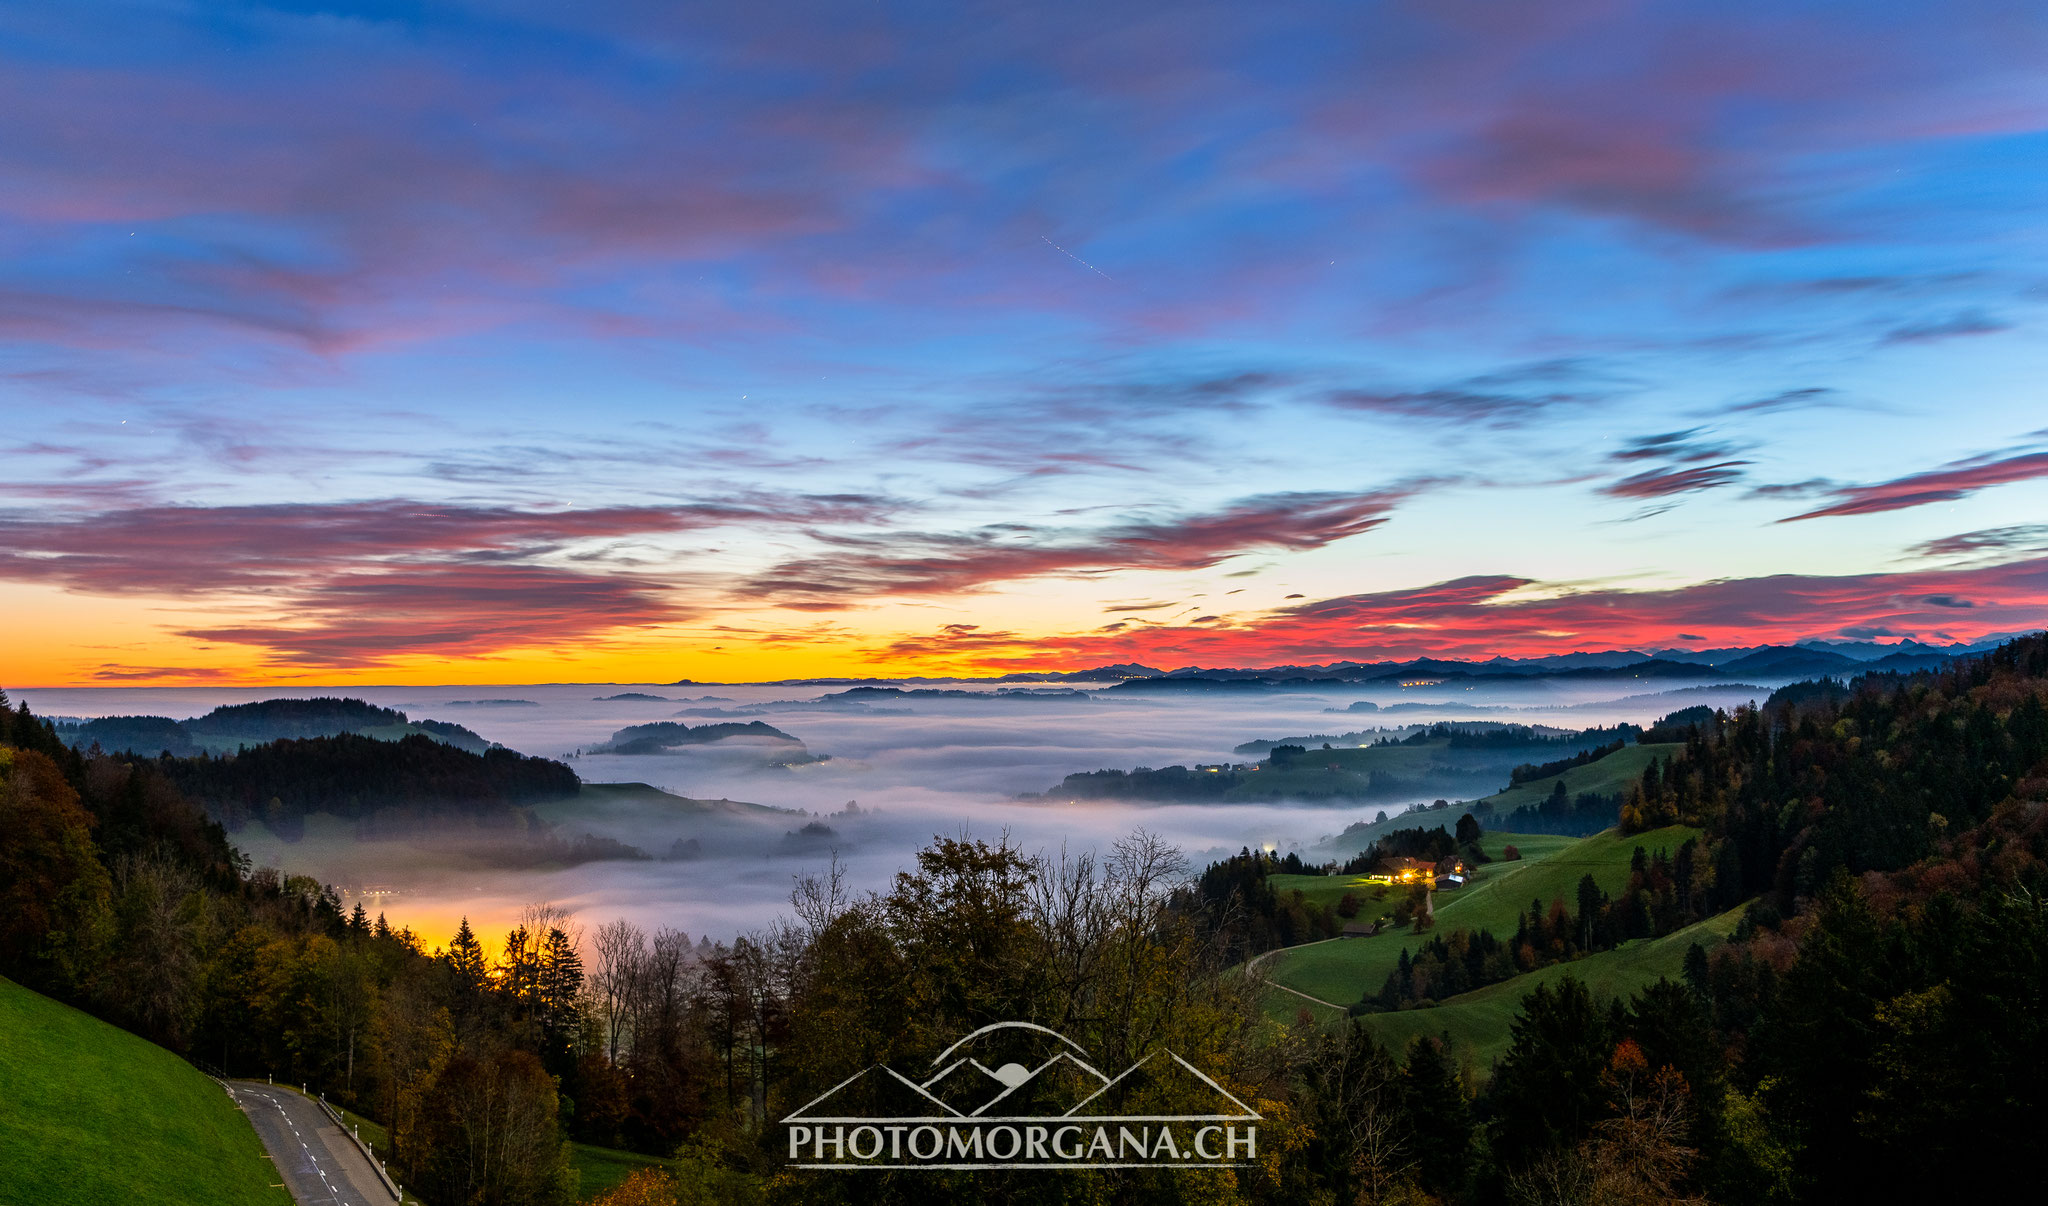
[1043,721,1643,805]
[54,696,495,757]
[155,732,581,831]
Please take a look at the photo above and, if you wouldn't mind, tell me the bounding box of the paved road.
[229,1081,395,1206]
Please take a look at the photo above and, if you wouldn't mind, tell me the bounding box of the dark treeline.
[8,632,2048,1203]
[1338,818,1482,875]
[1385,722,1641,751]
[186,696,409,738]
[1049,760,1244,801]
[1506,738,1625,786]
[1185,847,1340,962]
[1480,780,1623,836]
[55,696,496,757]
[155,732,580,829]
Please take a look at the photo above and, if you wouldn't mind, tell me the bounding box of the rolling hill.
[1353,906,1744,1070]
[0,975,282,1206]
[56,697,495,757]
[1470,741,1684,815]
[1260,824,1702,1010]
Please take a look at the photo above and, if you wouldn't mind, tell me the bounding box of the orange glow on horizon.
[5,556,2048,688]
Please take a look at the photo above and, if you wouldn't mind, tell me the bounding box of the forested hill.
[55,696,495,756]
[1569,631,2048,1198]
[1040,721,1636,804]
[1615,633,2048,897]
[154,733,579,825]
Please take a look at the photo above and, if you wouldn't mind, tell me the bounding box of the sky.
[4,0,2048,686]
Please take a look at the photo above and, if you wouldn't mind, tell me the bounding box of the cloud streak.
[905,558,2048,671]
[0,495,901,668]
[750,487,1421,607]
[1782,449,2048,521]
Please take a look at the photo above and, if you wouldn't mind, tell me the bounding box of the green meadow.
[1355,906,1743,1072]
[0,975,283,1206]
[1472,741,1685,813]
[1259,824,1703,1009]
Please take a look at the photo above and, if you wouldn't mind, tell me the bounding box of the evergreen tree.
[1401,1035,1471,1197]
[1576,873,1603,950]
[1760,870,1886,1198]
[537,926,585,1073]
[1490,976,1613,1168]
[446,917,488,994]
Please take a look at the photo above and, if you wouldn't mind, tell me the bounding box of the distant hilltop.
[669,638,2002,688]
[51,696,496,758]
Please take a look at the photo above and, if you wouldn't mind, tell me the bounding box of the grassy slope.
[0,976,284,1206]
[1476,831,1578,861]
[1267,873,1397,918]
[570,1143,675,1201]
[1263,825,1702,1007]
[1267,832,1578,919]
[1302,740,1673,861]
[1473,742,1684,813]
[1358,906,1743,1071]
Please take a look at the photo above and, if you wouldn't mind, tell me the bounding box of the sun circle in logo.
[990,1062,1032,1088]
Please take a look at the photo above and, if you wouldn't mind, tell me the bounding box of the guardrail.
[186,1056,414,1202]
[312,1089,405,1203]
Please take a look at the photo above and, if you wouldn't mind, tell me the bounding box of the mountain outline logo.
[782,1022,1262,1170]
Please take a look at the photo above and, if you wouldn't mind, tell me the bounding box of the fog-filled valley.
[20,670,1791,949]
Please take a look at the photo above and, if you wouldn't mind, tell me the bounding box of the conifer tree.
[446,917,488,994]
[1402,1035,1472,1197]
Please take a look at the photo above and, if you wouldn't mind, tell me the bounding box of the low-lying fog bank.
[19,676,1774,948]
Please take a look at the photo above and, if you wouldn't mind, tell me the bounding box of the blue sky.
[2,0,2047,683]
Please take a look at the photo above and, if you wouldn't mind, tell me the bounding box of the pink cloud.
[0,498,894,596]
[1603,461,1749,499]
[179,564,681,667]
[1783,450,2048,521]
[928,558,2048,669]
[750,487,1420,606]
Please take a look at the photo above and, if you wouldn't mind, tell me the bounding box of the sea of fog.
[16,676,1770,950]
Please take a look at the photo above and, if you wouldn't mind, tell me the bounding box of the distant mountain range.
[1048,639,2001,689]
[714,640,2005,689]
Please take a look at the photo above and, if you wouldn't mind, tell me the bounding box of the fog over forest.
[19,675,1771,948]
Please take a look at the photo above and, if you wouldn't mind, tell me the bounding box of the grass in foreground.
[0,975,285,1206]
[571,1142,675,1201]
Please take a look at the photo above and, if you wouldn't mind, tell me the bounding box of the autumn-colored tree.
[0,746,112,988]
[1583,1041,1703,1204]
[587,1167,677,1206]
[407,1048,573,1206]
